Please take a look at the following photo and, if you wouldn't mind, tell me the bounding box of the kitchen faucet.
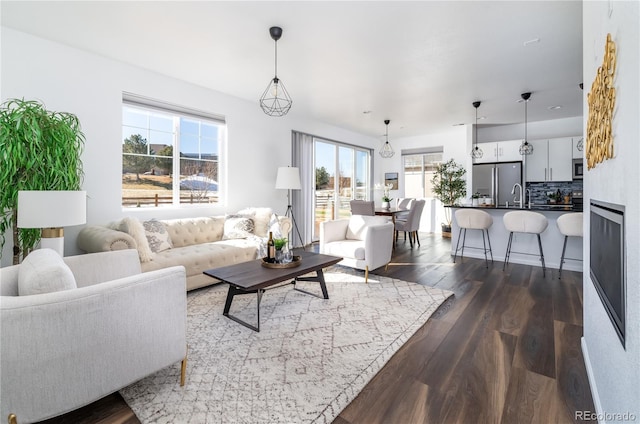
[511,183,524,208]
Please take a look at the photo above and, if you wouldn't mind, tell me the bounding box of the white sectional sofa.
[77,208,291,291]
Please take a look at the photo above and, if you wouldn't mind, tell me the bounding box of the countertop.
[452,204,582,212]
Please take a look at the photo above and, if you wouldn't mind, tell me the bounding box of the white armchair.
[319,215,394,282]
[0,249,187,424]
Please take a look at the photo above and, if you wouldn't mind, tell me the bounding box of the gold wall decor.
[586,33,616,170]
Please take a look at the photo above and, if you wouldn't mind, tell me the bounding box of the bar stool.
[503,210,549,277]
[453,209,493,267]
[557,212,583,279]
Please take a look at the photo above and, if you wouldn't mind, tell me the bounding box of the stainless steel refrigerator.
[472,162,523,206]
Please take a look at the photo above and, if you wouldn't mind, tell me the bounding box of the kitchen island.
[450,205,583,272]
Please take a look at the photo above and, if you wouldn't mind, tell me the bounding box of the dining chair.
[350,200,375,216]
[394,199,426,248]
[395,198,414,220]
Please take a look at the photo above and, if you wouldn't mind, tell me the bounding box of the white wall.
[477,116,584,143]
[582,1,640,420]
[374,125,470,232]
[0,28,377,266]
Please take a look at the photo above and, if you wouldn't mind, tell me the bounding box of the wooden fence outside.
[123,193,218,207]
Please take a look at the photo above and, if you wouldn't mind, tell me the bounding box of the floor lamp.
[17,190,87,256]
[275,166,304,249]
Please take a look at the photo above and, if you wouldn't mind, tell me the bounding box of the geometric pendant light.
[519,92,534,155]
[379,119,395,158]
[259,26,293,117]
[470,101,483,159]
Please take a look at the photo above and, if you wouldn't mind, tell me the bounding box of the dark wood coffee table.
[203,251,342,332]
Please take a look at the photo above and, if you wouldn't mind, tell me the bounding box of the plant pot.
[381,201,390,209]
[441,224,452,238]
[472,198,479,206]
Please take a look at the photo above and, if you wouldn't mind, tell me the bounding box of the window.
[122,94,225,208]
[403,151,443,198]
[313,138,371,239]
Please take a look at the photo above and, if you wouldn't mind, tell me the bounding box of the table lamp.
[17,190,87,256]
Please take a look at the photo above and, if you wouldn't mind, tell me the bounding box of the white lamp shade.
[275,167,301,190]
[17,191,87,228]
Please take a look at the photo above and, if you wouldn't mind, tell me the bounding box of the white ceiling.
[1,1,584,139]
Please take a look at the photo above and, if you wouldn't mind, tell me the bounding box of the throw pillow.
[118,217,154,263]
[18,248,77,296]
[223,215,255,240]
[346,215,390,241]
[236,207,274,237]
[143,219,173,253]
[267,213,283,239]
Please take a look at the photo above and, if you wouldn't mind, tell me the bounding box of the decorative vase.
[472,198,479,206]
[381,201,390,209]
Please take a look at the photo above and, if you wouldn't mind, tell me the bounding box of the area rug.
[120,268,453,424]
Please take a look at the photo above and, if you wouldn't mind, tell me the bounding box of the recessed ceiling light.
[523,38,540,46]
[548,105,562,110]
[452,123,466,126]
[478,116,487,120]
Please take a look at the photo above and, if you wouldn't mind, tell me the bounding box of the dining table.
[374,207,410,247]
[374,207,408,222]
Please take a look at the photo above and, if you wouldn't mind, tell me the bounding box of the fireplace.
[590,200,626,347]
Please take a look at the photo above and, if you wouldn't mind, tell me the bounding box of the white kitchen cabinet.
[526,139,548,182]
[473,140,524,163]
[572,136,584,159]
[497,140,524,162]
[548,138,573,181]
[525,138,573,182]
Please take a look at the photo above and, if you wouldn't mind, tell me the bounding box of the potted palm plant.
[0,98,85,264]
[431,159,466,238]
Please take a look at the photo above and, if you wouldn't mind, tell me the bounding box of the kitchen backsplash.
[526,180,583,204]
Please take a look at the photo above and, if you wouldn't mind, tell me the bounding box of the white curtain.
[291,131,314,248]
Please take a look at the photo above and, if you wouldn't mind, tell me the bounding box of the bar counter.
[457,203,582,212]
[450,205,583,272]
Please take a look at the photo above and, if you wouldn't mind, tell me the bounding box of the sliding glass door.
[313,139,371,240]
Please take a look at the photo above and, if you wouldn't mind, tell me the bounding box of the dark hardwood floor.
[36,234,594,424]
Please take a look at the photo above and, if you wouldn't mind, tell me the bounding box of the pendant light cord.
[475,106,478,148]
[524,98,528,142]
[274,39,278,79]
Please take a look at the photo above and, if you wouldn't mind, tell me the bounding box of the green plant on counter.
[0,98,85,264]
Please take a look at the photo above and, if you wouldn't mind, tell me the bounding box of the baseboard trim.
[452,250,582,271]
[581,337,604,422]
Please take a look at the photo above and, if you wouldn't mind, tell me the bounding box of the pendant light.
[519,92,534,155]
[471,101,483,159]
[259,26,292,117]
[379,119,395,158]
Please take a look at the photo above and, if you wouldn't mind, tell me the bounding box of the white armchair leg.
[180,345,188,386]
[365,266,369,283]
